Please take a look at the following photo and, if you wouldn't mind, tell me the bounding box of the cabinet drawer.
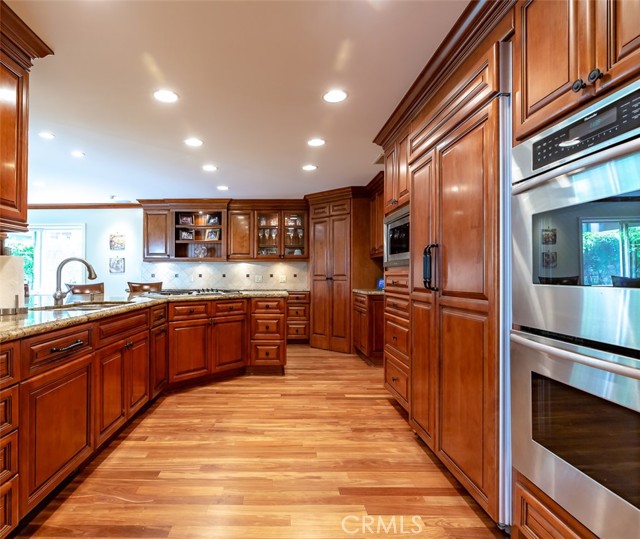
[168,302,209,321]
[150,304,168,327]
[287,291,309,303]
[251,298,285,314]
[21,325,93,376]
[353,294,368,308]
[287,322,309,339]
[384,314,410,360]
[250,342,285,366]
[384,272,409,294]
[0,474,19,539]
[0,341,20,387]
[211,299,247,316]
[385,294,410,318]
[251,315,285,339]
[384,353,409,405]
[0,430,18,484]
[0,386,18,437]
[286,304,308,319]
[96,310,149,347]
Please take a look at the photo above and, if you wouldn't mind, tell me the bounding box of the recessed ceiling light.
[71,150,85,158]
[323,89,348,103]
[202,164,217,172]
[217,185,229,191]
[308,138,326,147]
[39,131,55,140]
[302,164,318,171]
[153,89,179,103]
[184,137,203,147]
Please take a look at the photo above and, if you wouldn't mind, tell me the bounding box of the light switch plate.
[279,274,286,283]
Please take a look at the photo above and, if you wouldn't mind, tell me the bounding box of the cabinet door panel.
[20,354,94,514]
[310,279,331,350]
[514,0,592,140]
[596,0,640,93]
[330,215,350,280]
[410,151,435,299]
[143,210,171,259]
[438,103,497,300]
[211,315,246,372]
[330,279,351,354]
[127,333,149,416]
[410,300,436,449]
[438,308,495,509]
[228,210,254,259]
[396,134,410,208]
[150,325,168,398]
[168,320,210,383]
[95,345,125,446]
[0,52,28,232]
[310,218,330,278]
[384,146,397,214]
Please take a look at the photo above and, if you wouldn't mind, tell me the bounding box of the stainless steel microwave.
[384,206,409,266]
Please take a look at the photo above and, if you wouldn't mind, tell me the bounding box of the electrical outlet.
[279,274,287,283]
[255,275,263,283]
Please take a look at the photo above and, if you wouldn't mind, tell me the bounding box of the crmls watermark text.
[341,515,424,535]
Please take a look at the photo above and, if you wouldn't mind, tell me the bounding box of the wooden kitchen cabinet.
[95,310,150,447]
[169,317,211,383]
[211,312,247,373]
[142,209,171,259]
[149,305,168,399]
[307,188,382,354]
[352,292,384,362]
[513,0,640,141]
[19,353,94,516]
[367,172,384,258]
[0,3,52,240]
[250,297,286,367]
[384,128,410,215]
[227,209,254,259]
[286,291,310,342]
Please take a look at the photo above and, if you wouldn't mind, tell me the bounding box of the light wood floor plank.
[16,345,506,539]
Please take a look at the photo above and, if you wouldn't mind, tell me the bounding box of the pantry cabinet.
[513,0,640,141]
[0,3,52,240]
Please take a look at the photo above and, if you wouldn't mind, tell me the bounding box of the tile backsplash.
[140,261,309,290]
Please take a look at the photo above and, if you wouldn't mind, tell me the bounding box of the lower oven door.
[511,330,640,539]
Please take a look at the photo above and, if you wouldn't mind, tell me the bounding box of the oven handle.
[511,333,640,380]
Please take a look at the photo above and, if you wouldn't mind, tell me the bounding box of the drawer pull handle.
[391,376,399,382]
[229,306,234,311]
[390,302,397,308]
[157,314,165,320]
[266,305,270,309]
[265,352,270,357]
[51,339,84,353]
[391,280,399,285]
[392,335,397,341]
[266,325,270,330]
[188,309,195,314]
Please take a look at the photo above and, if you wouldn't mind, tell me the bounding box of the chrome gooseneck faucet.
[53,257,98,305]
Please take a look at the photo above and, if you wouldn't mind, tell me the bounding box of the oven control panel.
[533,87,640,170]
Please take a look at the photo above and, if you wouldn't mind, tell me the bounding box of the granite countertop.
[352,288,385,295]
[0,290,289,344]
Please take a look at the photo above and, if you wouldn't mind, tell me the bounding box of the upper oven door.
[512,141,640,350]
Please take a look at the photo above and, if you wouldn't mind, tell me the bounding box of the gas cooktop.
[151,288,243,296]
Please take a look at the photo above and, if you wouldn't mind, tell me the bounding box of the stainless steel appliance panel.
[511,330,640,539]
[511,143,640,350]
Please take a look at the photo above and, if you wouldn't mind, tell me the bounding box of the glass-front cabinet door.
[255,210,307,259]
[283,211,306,258]
[256,211,280,258]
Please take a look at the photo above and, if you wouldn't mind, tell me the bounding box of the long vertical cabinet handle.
[423,244,438,291]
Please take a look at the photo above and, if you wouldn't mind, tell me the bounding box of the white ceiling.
[8,0,469,204]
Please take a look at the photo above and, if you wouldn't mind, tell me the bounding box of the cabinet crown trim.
[1,1,54,67]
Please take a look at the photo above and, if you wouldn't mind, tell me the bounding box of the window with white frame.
[6,225,86,294]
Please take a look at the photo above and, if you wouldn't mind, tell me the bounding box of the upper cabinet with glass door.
[255,209,307,259]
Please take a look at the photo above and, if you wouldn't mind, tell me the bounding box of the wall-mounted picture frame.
[180,230,194,240]
[542,228,557,245]
[542,251,558,268]
[207,214,220,225]
[179,214,194,225]
[206,229,220,241]
[109,232,125,250]
[109,257,125,273]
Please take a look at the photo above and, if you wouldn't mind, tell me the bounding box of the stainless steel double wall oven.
[511,80,640,539]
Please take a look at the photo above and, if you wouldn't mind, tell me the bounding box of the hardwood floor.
[16,345,506,539]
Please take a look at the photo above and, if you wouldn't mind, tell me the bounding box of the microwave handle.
[423,244,438,291]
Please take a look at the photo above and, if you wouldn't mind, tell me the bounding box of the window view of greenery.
[6,226,85,294]
[582,220,640,286]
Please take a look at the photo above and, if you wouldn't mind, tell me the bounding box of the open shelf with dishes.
[174,209,226,260]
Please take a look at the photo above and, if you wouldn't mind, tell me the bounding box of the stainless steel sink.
[30,301,133,312]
